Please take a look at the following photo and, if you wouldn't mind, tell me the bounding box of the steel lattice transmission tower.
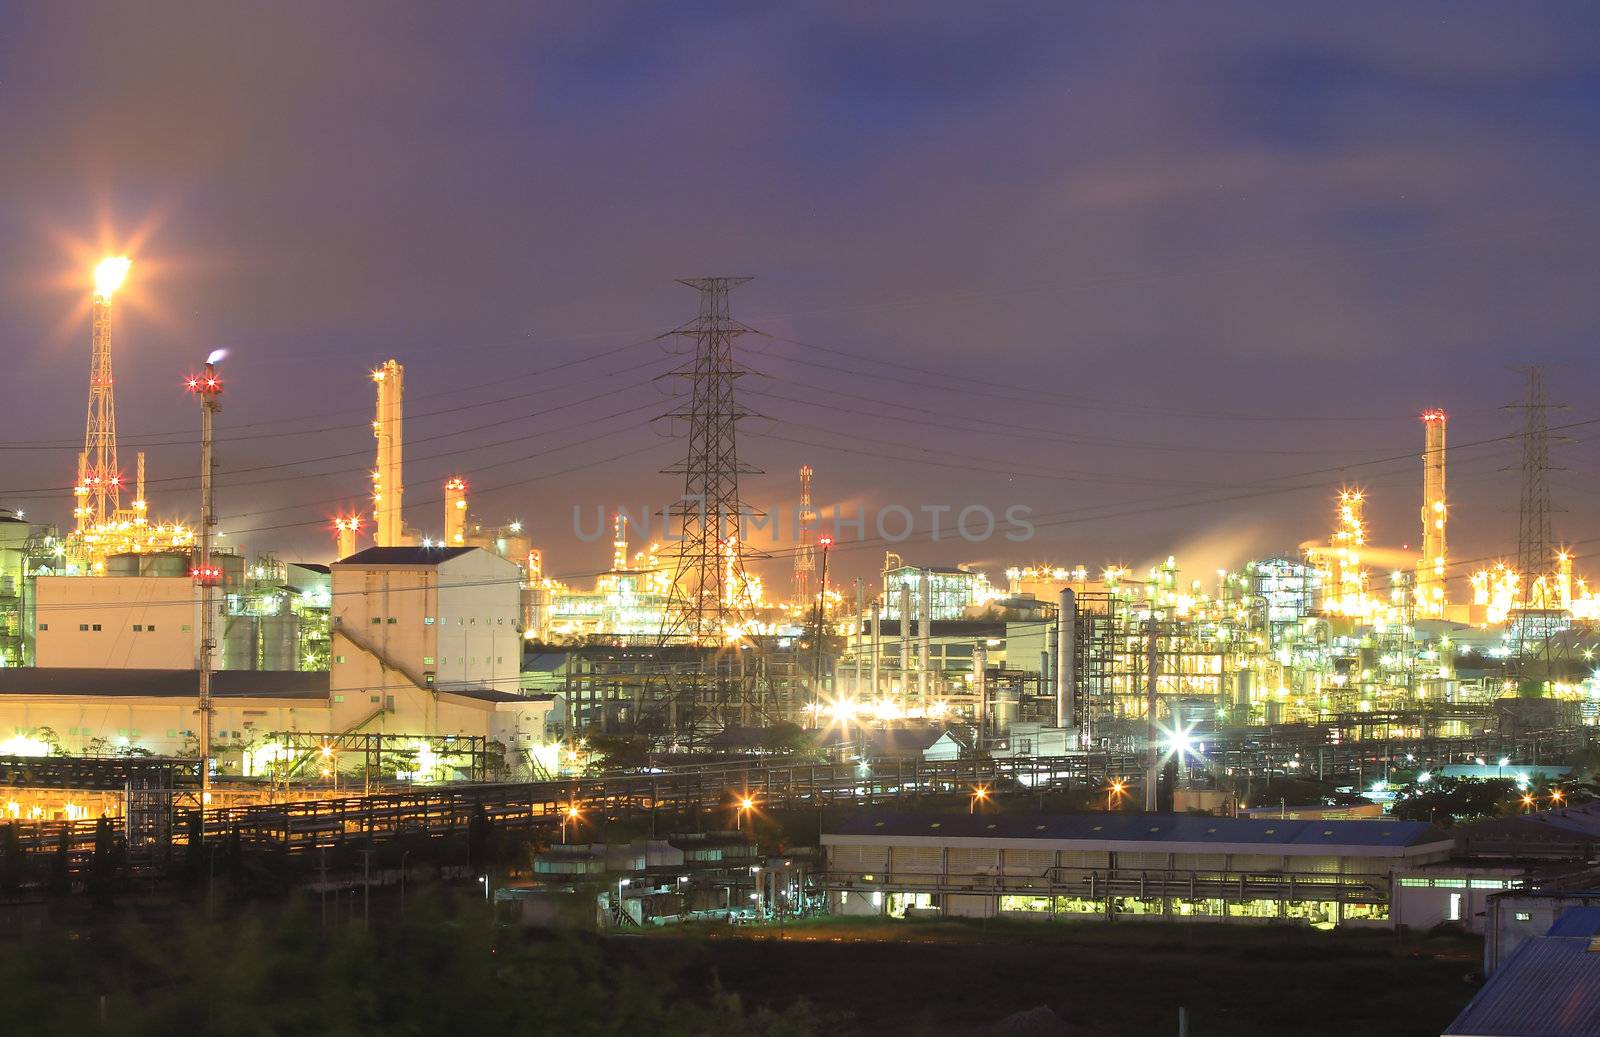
[75,258,133,534]
[1507,365,1564,595]
[659,278,762,645]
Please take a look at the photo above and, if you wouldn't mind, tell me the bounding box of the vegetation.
[1389,776,1522,825]
[0,891,828,1036]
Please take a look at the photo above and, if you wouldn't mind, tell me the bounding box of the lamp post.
[970,785,989,814]
[737,795,755,831]
[562,804,580,844]
[185,357,224,812]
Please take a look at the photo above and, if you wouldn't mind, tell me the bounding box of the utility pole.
[812,536,832,702]
[1145,618,1160,813]
[186,359,224,810]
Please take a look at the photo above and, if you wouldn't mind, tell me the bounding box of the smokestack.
[444,477,468,545]
[1419,410,1448,617]
[1057,588,1076,730]
[335,515,361,560]
[371,359,405,547]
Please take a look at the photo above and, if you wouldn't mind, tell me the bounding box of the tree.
[467,803,494,874]
[0,823,20,894]
[1390,776,1520,826]
[46,828,70,897]
[88,815,119,907]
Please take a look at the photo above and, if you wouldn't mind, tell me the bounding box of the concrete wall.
[34,576,197,669]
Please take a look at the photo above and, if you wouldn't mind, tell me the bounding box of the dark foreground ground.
[0,892,1481,1035]
[626,916,1484,1037]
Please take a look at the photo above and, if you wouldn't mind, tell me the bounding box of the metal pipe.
[1145,618,1159,812]
[918,569,932,706]
[974,641,989,745]
[853,578,864,697]
[870,600,881,700]
[899,583,912,701]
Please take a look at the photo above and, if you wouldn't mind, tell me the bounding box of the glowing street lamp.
[1107,778,1127,812]
[970,785,990,814]
[561,803,581,844]
[736,795,757,830]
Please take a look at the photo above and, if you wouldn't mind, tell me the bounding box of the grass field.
[623,917,1484,1035]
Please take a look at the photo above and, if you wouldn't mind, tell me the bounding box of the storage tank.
[139,551,190,577]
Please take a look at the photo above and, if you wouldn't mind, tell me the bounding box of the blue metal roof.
[1446,937,1600,1037]
[825,810,1447,850]
[1548,908,1600,938]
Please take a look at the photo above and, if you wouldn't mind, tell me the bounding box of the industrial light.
[94,256,131,298]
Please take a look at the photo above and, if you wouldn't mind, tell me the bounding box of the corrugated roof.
[1548,908,1600,938]
[1445,936,1600,1037]
[335,546,477,566]
[825,810,1448,851]
[0,668,328,699]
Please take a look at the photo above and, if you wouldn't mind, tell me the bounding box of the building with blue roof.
[1444,909,1600,1037]
[821,808,1454,928]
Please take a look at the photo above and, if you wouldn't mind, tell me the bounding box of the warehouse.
[821,810,1454,928]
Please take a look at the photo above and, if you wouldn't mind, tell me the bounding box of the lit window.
[1448,893,1461,921]
[1515,912,1531,921]
[424,617,435,626]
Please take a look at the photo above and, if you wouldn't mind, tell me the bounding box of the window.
[92,623,102,631]
[334,655,346,664]
[1447,894,1462,922]
[181,624,191,632]
[370,695,380,703]
[1516,912,1532,921]
[424,617,435,625]
[79,624,89,632]
[38,623,47,631]
[387,617,397,625]
[333,695,345,703]
[1399,878,1430,888]
[371,617,382,625]
[134,624,143,632]
[423,656,435,665]
[148,625,156,631]
[1433,879,1467,889]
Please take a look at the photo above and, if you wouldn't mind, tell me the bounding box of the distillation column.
[1418,410,1448,618]
[1057,588,1076,731]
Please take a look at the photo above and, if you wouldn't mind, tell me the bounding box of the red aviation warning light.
[191,565,224,586]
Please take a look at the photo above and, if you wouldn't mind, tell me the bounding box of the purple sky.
[3,2,1598,592]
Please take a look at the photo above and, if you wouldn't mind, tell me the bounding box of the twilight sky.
[2,2,1598,594]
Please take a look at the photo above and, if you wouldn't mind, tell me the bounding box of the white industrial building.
[822,810,1454,928]
[328,545,524,731]
[33,573,200,669]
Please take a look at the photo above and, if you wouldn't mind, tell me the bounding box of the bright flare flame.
[207,348,228,364]
[95,257,131,298]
